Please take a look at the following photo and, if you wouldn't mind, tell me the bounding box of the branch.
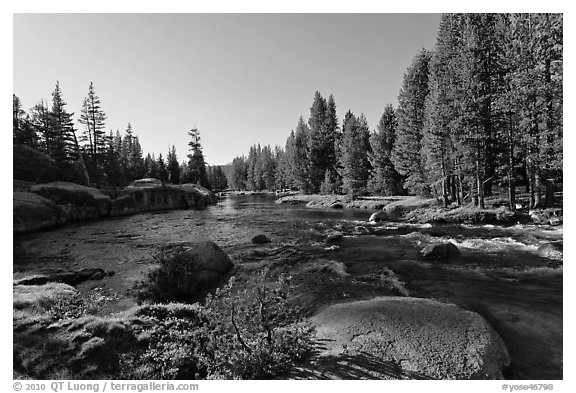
[231,305,251,353]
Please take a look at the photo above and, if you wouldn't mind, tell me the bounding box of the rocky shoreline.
[277,194,563,226]
[13,178,218,234]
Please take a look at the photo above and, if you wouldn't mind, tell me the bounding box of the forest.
[14,14,562,211]
[229,13,562,210]
[13,82,228,193]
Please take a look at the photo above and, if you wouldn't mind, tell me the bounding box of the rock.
[310,297,510,379]
[14,268,108,286]
[420,242,461,259]
[536,241,563,260]
[252,234,272,244]
[369,211,387,222]
[110,194,140,217]
[13,192,67,234]
[329,201,344,209]
[117,181,217,213]
[30,181,112,221]
[140,241,234,303]
[13,282,78,311]
[126,178,163,188]
[325,232,344,243]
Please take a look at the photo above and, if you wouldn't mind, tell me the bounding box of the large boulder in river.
[252,234,272,244]
[420,242,461,259]
[536,241,563,260]
[138,241,234,303]
[369,211,387,222]
[116,179,217,214]
[30,181,111,221]
[310,297,510,379]
[119,180,187,212]
[13,192,67,234]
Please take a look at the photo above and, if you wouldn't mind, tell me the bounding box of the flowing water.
[13,195,563,380]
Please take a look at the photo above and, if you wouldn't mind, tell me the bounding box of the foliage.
[128,270,313,380]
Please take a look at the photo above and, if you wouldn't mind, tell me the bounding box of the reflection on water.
[14,194,563,380]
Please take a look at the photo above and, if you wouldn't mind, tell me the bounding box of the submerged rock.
[252,234,272,244]
[420,242,461,259]
[310,297,510,379]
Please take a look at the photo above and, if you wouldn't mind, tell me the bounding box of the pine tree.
[48,81,78,165]
[368,104,403,196]
[306,91,329,192]
[13,95,38,148]
[156,153,169,183]
[391,49,432,195]
[29,100,51,152]
[167,145,181,184]
[186,127,209,187]
[145,153,159,179]
[129,136,146,180]
[292,117,311,192]
[103,130,125,187]
[231,156,248,190]
[79,82,107,182]
[338,111,371,198]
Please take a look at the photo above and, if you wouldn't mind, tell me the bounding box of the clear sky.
[13,13,441,165]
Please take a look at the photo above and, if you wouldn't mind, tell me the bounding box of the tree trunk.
[476,154,485,209]
[507,113,516,211]
[534,172,542,208]
[456,175,462,206]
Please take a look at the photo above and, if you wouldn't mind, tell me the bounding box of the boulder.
[536,241,563,260]
[420,242,461,259]
[120,182,187,212]
[13,282,78,312]
[310,297,510,379]
[30,181,111,221]
[252,234,272,244]
[139,241,234,303]
[127,178,163,188]
[118,181,217,213]
[329,201,344,209]
[13,192,67,234]
[369,211,387,223]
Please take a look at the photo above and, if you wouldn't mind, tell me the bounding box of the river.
[13,194,563,380]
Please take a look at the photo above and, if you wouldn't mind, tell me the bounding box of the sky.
[13,13,442,165]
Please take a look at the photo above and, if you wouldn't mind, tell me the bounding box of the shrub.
[126,270,314,380]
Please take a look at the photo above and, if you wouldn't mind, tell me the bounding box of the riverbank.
[276,193,562,226]
[13,179,218,234]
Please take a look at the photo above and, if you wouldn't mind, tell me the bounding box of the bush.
[126,270,314,379]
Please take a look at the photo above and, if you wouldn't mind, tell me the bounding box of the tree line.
[230,13,562,210]
[13,82,228,191]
